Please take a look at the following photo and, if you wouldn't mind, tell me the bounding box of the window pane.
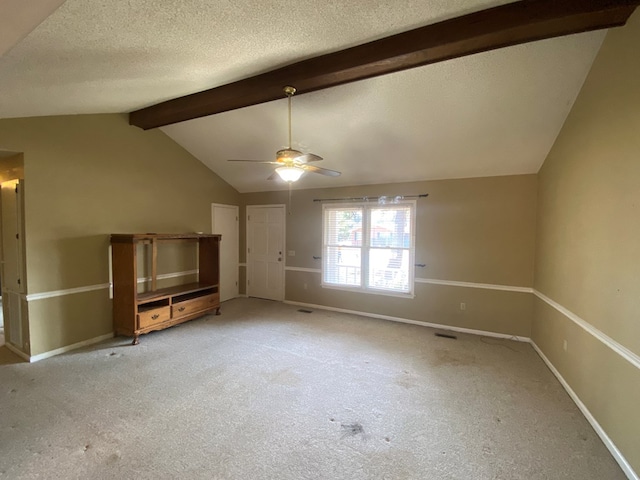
[369,206,412,248]
[324,246,361,286]
[368,248,410,292]
[323,202,414,296]
[325,208,363,246]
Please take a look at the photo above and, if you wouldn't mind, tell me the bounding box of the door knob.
[278,258,282,262]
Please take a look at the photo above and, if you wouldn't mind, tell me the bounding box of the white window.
[322,201,415,296]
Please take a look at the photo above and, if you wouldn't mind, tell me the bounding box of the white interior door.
[212,203,239,302]
[247,205,285,301]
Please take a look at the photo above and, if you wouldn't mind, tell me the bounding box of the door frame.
[246,204,286,301]
[211,203,239,302]
[0,177,27,352]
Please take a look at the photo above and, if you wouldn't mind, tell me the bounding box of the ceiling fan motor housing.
[276,148,302,162]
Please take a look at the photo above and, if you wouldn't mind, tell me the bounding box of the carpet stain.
[394,371,418,389]
[341,422,365,439]
[106,452,121,464]
[432,349,476,367]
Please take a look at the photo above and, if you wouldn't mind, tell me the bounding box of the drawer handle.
[178,306,186,312]
[151,314,160,320]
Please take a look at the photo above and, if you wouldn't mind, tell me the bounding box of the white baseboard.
[5,342,30,361]
[29,332,115,363]
[529,340,638,480]
[283,300,530,342]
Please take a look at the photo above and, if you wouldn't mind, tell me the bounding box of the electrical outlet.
[288,250,295,257]
[303,283,308,290]
[563,339,568,352]
[460,302,466,311]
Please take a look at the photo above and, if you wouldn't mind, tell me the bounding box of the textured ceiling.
[0,1,606,192]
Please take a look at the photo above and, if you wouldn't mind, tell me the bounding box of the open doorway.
[0,151,28,361]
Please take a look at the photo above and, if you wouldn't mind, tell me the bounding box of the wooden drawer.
[138,306,171,329]
[172,293,219,318]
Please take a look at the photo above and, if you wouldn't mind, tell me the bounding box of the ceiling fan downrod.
[284,86,296,149]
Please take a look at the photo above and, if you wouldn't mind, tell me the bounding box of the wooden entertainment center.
[110,233,221,344]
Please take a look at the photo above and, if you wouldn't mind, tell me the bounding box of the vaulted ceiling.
[0,1,617,192]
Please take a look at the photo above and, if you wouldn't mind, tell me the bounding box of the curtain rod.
[313,194,428,203]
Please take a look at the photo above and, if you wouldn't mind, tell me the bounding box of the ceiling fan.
[228,86,341,183]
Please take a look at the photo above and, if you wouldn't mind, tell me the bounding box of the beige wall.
[0,114,240,355]
[0,153,24,182]
[533,11,640,474]
[242,174,537,337]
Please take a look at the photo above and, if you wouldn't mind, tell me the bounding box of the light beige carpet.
[0,298,625,479]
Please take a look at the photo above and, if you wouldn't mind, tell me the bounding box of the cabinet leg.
[132,335,140,345]
[215,307,221,316]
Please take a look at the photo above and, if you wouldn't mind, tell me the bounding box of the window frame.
[321,200,416,298]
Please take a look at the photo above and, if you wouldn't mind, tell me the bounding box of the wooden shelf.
[111,233,220,243]
[111,233,221,344]
[137,282,218,304]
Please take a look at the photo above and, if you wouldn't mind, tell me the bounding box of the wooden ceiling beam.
[129,0,640,130]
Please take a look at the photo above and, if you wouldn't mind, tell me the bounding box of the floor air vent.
[435,332,457,340]
[297,309,313,314]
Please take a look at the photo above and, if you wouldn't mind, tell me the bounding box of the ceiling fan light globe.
[276,166,304,182]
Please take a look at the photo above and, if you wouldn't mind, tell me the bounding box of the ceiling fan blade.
[227,159,280,164]
[294,153,323,163]
[303,164,341,177]
[267,171,279,180]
